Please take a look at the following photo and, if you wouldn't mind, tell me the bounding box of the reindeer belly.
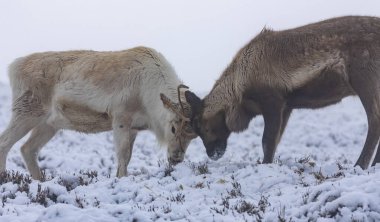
[51,99,112,133]
[288,70,355,109]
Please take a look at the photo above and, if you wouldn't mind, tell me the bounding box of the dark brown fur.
[186,16,380,169]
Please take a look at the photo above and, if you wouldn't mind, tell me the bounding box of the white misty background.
[1,1,380,221]
[0,0,380,92]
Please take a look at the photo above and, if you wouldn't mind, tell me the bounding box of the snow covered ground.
[0,82,379,222]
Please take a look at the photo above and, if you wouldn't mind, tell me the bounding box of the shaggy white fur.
[0,46,196,180]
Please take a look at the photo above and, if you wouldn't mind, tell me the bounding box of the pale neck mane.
[149,87,178,145]
[140,49,182,144]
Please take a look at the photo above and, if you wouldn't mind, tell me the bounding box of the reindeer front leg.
[279,107,292,141]
[112,115,137,178]
[261,104,286,164]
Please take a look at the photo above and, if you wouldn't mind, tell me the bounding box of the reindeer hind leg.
[371,141,380,167]
[21,123,56,180]
[350,68,380,169]
[0,91,46,172]
[371,63,380,167]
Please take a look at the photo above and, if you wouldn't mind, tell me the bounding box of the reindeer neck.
[143,75,181,145]
[203,67,240,115]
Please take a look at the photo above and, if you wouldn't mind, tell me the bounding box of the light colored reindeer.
[0,46,196,180]
[185,16,380,169]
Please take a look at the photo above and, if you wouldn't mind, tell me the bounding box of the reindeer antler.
[160,85,197,154]
[177,84,189,116]
[160,93,190,122]
[177,85,198,139]
[161,84,197,140]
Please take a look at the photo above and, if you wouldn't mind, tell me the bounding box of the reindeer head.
[184,91,231,160]
[160,85,197,164]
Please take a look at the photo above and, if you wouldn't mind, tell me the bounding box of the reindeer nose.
[206,140,226,160]
[168,150,185,164]
[168,156,183,165]
[207,149,225,160]
[208,151,220,160]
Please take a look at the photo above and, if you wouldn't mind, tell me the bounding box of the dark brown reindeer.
[185,16,380,169]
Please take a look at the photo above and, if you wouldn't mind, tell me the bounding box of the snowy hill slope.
[0,83,379,222]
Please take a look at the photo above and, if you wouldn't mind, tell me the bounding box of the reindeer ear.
[160,93,169,108]
[185,91,202,116]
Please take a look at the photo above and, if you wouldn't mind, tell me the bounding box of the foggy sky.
[1,0,380,92]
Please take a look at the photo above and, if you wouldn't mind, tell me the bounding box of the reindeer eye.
[171,126,176,134]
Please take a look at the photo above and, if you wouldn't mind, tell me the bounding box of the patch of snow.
[0,83,379,221]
